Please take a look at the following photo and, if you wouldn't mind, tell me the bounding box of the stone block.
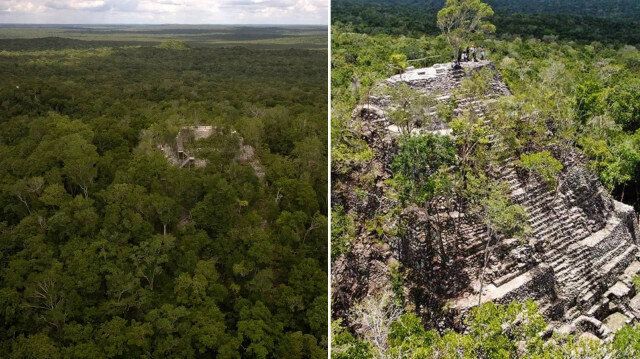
[603,312,629,333]
[629,293,640,312]
[607,281,631,299]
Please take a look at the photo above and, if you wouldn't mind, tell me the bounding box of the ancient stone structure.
[157,125,214,168]
[176,125,214,168]
[158,125,264,177]
[332,61,640,341]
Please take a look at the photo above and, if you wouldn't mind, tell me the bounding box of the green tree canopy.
[391,134,457,204]
[437,0,496,58]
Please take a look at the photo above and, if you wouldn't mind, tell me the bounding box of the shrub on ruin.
[611,324,640,358]
[391,134,457,204]
[331,319,375,359]
[519,151,564,189]
[331,205,357,259]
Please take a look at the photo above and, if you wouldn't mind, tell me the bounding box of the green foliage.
[0,28,327,358]
[331,130,375,175]
[450,109,491,165]
[332,2,640,358]
[519,151,564,188]
[389,260,405,305]
[384,83,437,134]
[484,183,529,238]
[383,300,613,358]
[575,79,604,125]
[437,0,496,57]
[332,0,640,46]
[580,129,640,191]
[458,68,495,99]
[607,78,640,131]
[633,275,640,292]
[390,53,409,73]
[466,300,546,356]
[157,39,190,50]
[386,301,548,358]
[332,4,640,211]
[331,205,357,259]
[612,323,640,357]
[387,313,441,358]
[331,320,375,359]
[391,134,457,204]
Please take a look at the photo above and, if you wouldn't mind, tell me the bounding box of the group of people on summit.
[457,46,485,63]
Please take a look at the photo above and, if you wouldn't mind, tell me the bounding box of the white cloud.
[46,1,108,11]
[0,1,47,13]
[0,0,327,24]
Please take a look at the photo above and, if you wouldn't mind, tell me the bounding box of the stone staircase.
[442,69,639,325]
[354,61,640,339]
[450,160,640,327]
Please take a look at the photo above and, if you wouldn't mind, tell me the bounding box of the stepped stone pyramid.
[333,61,640,340]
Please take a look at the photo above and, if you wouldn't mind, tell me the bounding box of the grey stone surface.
[333,61,640,341]
[607,282,631,299]
[629,293,640,312]
[603,312,629,333]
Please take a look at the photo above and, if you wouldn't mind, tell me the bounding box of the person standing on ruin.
[480,47,486,60]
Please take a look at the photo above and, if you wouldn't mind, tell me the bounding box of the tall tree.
[468,180,528,305]
[437,0,496,60]
[392,134,457,263]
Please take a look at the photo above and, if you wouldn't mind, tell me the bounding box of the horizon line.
[0,23,328,26]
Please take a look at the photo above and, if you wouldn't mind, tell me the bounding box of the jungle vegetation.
[332,0,640,46]
[332,0,640,357]
[0,26,327,358]
[333,299,640,358]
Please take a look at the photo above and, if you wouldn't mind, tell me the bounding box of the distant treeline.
[0,25,327,50]
[332,0,640,46]
[0,37,151,51]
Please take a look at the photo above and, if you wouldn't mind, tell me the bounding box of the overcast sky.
[0,0,328,24]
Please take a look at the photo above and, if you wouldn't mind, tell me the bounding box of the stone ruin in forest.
[332,60,640,342]
[158,125,264,177]
[158,125,214,168]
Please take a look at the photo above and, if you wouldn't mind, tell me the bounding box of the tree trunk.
[454,193,463,252]
[437,229,448,266]
[430,203,448,266]
[17,194,31,215]
[478,227,494,306]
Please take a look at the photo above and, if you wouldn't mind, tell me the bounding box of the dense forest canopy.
[332,0,640,357]
[332,0,640,45]
[361,0,640,19]
[0,26,327,358]
[0,25,327,50]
